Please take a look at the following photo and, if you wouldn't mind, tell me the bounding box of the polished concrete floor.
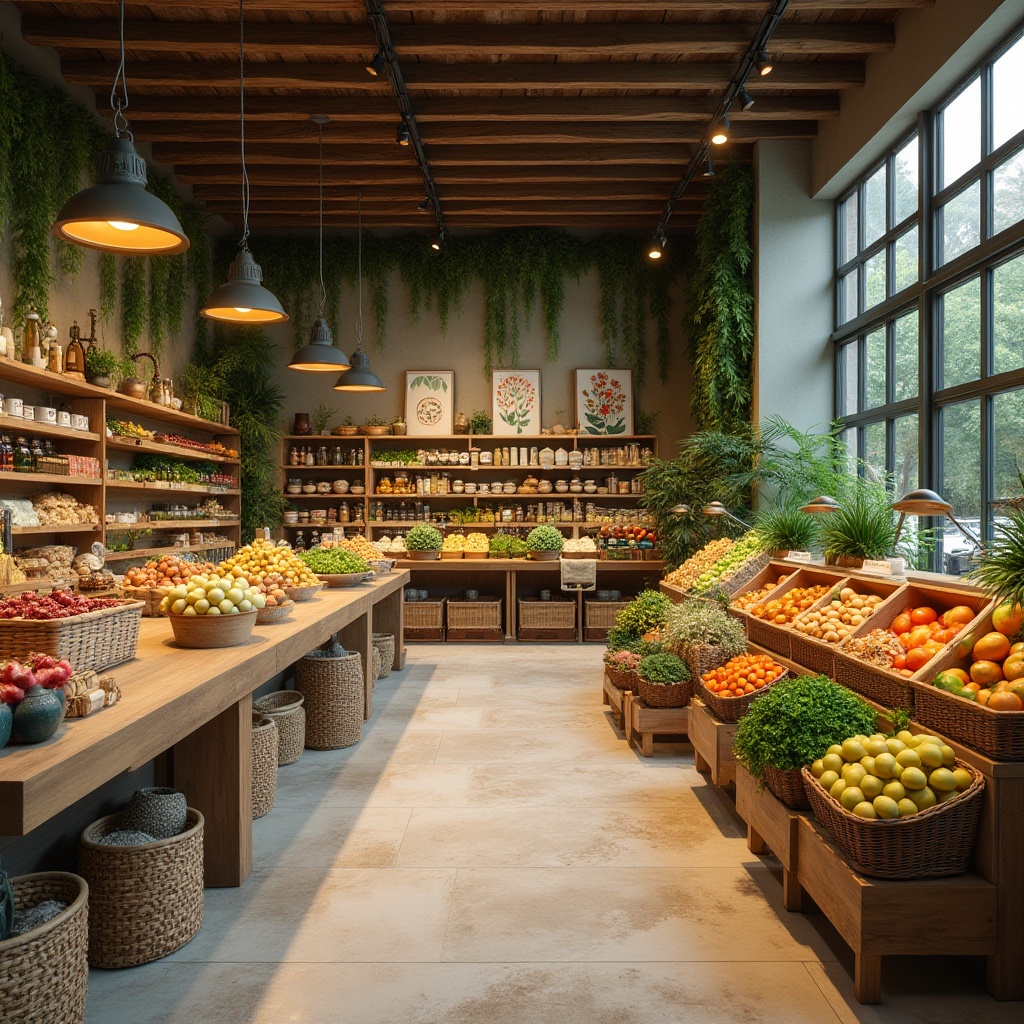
[86,644,1016,1023]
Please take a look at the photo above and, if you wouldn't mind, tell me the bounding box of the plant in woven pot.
[613,590,671,639]
[636,651,693,708]
[733,674,876,809]
[526,524,564,561]
[404,524,444,561]
[662,601,747,680]
[821,495,899,569]
[603,648,643,690]
[753,499,819,558]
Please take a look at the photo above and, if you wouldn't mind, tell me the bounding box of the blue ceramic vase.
[11,685,65,744]
[0,702,12,750]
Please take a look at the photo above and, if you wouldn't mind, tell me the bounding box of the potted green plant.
[663,600,747,679]
[84,348,120,389]
[525,524,564,561]
[179,362,224,421]
[334,415,359,437]
[392,414,407,436]
[612,590,671,643]
[968,504,1024,609]
[470,410,492,435]
[636,651,693,707]
[753,500,819,558]
[733,674,875,809]
[361,414,391,436]
[821,495,899,570]
[404,523,444,561]
[312,402,335,436]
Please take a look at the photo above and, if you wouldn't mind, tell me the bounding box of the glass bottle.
[294,530,306,552]
[0,433,12,471]
[310,529,321,548]
[305,447,314,466]
[289,445,300,466]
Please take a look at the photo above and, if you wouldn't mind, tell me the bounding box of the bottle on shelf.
[294,530,306,552]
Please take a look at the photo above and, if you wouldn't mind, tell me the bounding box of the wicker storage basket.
[787,631,839,678]
[680,642,735,683]
[253,691,305,766]
[252,712,278,817]
[256,602,293,625]
[79,809,204,968]
[372,632,395,679]
[695,672,787,723]
[801,763,985,878]
[832,650,915,715]
[404,598,445,641]
[762,764,812,810]
[295,646,364,749]
[284,583,323,602]
[167,608,258,649]
[119,585,163,616]
[448,597,502,630]
[0,599,143,674]
[746,617,792,657]
[0,872,89,1024]
[637,676,695,708]
[518,599,575,630]
[604,666,639,691]
[584,600,630,631]
[372,645,383,686]
[912,682,1024,761]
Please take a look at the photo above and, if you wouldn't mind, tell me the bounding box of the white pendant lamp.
[52,0,188,255]
[288,116,350,372]
[334,193,385,393]
[201,0,288,325]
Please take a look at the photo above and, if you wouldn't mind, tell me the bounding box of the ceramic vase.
[11,685,65,744]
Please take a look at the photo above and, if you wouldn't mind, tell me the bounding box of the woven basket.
[372,645,383,686]
[637,676,695,708]
[762,764,812,810]
[745,617,792,658]
[695,673,786,723]
[295,646,364,749]
[801,764,985,878]
[0,872,89,1023]
[787,630,839,678]
[833,650,915,715]
[79,809,204,968]
[372,632,395,678]
[167,609,257,649]
[912,683,1024,761]
[681,642,735,683]
[252,712,278,818]
[518,599,575,629]
[256,603,293,625]
[604,666,639,691]
[405,599,445,630]
[119,585,164,616]
[0,599,142,674]
[584,600,630,630]
[253,691,305,766]
[448,598,502,630]
[284,583,323,602]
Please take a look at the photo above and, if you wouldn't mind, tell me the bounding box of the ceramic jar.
[10,685,65,744]
[293,413,311,435]
[0,702,11,750]
[332,479,350,494]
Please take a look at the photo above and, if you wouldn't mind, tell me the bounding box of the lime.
[901,766,927,790]
[873,795,900,819]
[852,801,878,819]
[840,786,865,811]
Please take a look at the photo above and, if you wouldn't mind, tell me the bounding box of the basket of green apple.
[159,574,266,648]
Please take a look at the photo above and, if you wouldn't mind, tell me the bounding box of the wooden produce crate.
[518,598,577,641]
[744,566,848,659]
[689,697,738,787]
[832,583,991,714]
[119,585,164,617]
[404,598,446,642]
[788,576,903,679]
[447,596,503,642]
[624,693,689,757]
[583,598,630,641]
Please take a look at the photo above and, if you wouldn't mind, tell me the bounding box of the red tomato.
[910,606,938,625]
[892,613,913,635]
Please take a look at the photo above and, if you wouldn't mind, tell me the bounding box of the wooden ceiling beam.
[10,1,932,9]
[193,185,704,203]
[62,59,863,92]
[104,96,397,121]
[245,215,698,228]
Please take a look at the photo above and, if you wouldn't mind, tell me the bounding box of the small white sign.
[861,559,893,575]
[786,551,813,563]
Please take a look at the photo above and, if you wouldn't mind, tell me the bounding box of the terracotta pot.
[293,413,311,435]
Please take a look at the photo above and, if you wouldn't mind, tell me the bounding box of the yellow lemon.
[860,755,877,776]
[952,768,973,791]
[873,753,897,779]
[906,786,937,809]
[852,801,878,819]
[844,764,867,787]
[829,779,847,800]
[896,749,922,770]
[860,775,884,799]
[841,739,867,762]
[929,767,957,792]
[885,738,907,755]
[901,766,927,790]
[939,745,956,767]
[882,781,906,802]
[866,739,889,757]
[917,744,944,769]
[819,770,840,792]
[873,795,900,819]
[897,798,920,817]
[822,753,844,775]
[811,759,825,779]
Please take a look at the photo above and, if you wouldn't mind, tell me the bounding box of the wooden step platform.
[601,671,631,731]
[689,697,738,787]
[624,695,689,757]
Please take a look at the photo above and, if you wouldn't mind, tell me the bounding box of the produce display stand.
[0,572,408,889]
[624,693,689,757]
[601,670,632,731]
[688,697,738,787]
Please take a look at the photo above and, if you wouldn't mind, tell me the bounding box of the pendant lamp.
[201,0,288,325]
[288,116,350,372]
[334,193,385,393]
[52,0,188,255]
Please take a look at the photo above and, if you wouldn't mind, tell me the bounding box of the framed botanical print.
[405,371,454,435]
[492,369,541,436]
[575,369,633,435]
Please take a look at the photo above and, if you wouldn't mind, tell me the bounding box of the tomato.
[892,613,913,635]
[910,606,938,625]
[904,647,933,672]
[893,654,907,670]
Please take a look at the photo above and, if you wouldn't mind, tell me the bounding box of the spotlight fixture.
[756,49,773,77]
[417,197,432,214]
[702,501,752,530]
[671,504,691,516]
[738,86,755,112]
[52,0,188,255]
[647,234,667,260]
[711,116,730,146]
[366,52,386,77]
[702,155,715,178]
[799,495,841,514]
[431,231,444,252]
[396,121,411,146]
[891,488,982,550]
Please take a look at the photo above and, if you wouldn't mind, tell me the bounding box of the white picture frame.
[491,369,541,436]
[575,368,633,435]
[405,371,454,435]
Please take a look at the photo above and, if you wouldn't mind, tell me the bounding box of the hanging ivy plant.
[99,254,118,323]
[121,257,147,357]
[687,161,755,432]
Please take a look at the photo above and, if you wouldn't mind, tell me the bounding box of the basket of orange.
[696,652,788,722]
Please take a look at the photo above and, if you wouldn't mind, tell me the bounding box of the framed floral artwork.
[405,371,454,435]
[575,369,633,435]
[492,369,541,436]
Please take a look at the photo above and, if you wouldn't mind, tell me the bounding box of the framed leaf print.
[405,371,454,435]
[575,369,633,435]
[492,369,541,436]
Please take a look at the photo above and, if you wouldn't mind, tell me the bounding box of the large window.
[834,26,1024,573]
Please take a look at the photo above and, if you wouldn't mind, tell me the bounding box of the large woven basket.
[584,600,630,631]
[0,872,89,1023]
[604,666,639,691]
[832,650,915,715]
[372,632,395,678]
[0,599,143,674]
[79,809,204,968]
[637,676,695,708]
[745,617,792,658]
[295,646,364,749]
[252,712,278,818]
[119,585,164,616]
[518,599,575,629]
[801,763,985,878]
[912,682,1024,761]
[448,597,502,630]
[681,642,735,683]
[762,764,812,809]
[372,645,383,686]
[405,599,445,630]
[253,691,305,766]
[695,673,786,723]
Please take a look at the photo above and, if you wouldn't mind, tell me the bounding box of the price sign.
[786,550,813,563]
[861,559,893,575]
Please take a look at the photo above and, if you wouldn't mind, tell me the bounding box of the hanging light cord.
[316,121,326,318]
[355,190,364,350]
[109,0,131,139]
[238,0,251,251]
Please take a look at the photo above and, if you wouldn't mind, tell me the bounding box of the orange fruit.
[992,602,1024,637]
[988,691,1024,711]
[976,689,993,705]
[905,647,932,673]
[1011,642,1024,656]
[942,605,976,627]
[1009,682,1024,703]
[935,628,960,645]
[973,631,1012,663]
[1003,653,1024,681]
[911,606,938,625]
[892,612,913,635]
[970,660,1005,685]
[944,667,971,686]
[908,625,934,649]
[963,682,981,693]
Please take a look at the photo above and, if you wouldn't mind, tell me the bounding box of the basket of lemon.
[159,575,265,648]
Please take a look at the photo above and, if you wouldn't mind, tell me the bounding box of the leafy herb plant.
[614,590,670,637]
[754,500,819,554]
[637,651,690,685]
[405,524,444,552]
[968,505,1024,609]
[663,602,746,657]
[525,525,564,552]
[821,495,899,563]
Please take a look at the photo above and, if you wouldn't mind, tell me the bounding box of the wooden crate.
[624,694,689,757]
[601,670,632,731]
[447,596,503,642]
[518,598,576,641]
[688,697,738,787]
[583,598,630,641]
[404,598,446,642]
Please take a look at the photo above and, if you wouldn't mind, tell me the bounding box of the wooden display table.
[689,697,738,787]
[601,671,632,731]
[624,695,688,757]
[0,572,407,888]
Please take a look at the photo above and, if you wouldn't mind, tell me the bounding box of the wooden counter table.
[0,571,407,887]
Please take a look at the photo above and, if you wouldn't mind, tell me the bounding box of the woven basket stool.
[372,645,383,688]
[0,872,89,1022]
[372,632,395,679]
[79,809,204,969]
[295,645,364,749]
[253,691,305,766]
[252,712,279,819]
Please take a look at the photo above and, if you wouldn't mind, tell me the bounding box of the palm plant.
[968,506,1024,608]
[821,494,899,564]
[753,500,819,554]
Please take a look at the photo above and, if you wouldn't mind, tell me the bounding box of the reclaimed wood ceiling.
[11,1,926,234]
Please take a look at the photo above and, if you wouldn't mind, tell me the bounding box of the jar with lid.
[339,501,350,523]
[288,445,300,466]
[13,436,33,472]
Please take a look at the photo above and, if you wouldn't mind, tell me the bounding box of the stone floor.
[86,644,1017,1023]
